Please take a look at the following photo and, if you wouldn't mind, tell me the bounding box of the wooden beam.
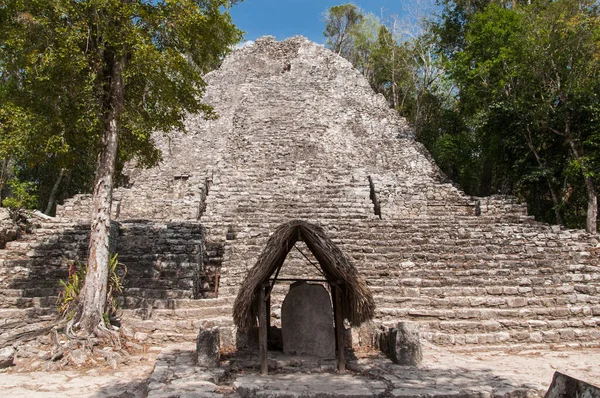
[258,283,268,375]
[333,285,346,373]
[268,278,329,283]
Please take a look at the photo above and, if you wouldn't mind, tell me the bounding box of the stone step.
[0,287,59,299]
[424,327,600,346]
[0,294,58,309]
[433,341,600,353]
[213,227,588,247]
[121,315,233,334]
[422,318,600,333]
[369,285,600,307]
[119,296,233,309]
[120,289,196,300]
[0,306,57,319]
[120,305,231,320]
[373,306,600,321]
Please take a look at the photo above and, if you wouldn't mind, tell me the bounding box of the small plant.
[57,253,127,325]
[1,179,38,212]
[56,261,86,319]
[106,253,127,323]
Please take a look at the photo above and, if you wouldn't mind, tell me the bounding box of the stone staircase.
[0,217,229,346]
[344,218,599,350]
[0,218,89,346]
[200,182,599,350]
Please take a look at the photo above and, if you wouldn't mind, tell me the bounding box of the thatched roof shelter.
[233,220,375,332]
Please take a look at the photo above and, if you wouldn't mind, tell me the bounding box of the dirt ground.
[423,344,600,387]
[0,343,598,397]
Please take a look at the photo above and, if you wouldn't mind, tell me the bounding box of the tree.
[323,4,365,57]
[440,0,600,232]
[322,1,599,231]
[526,0,600,233]
[1,0,242,337]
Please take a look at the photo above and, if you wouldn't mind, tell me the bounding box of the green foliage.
[323,4,365,57]
[424,0,600,228]
[0,0,242,213]
[57,254,126,325]
[106,253,127,321]
[324,0,599,229]
[323,4,451,137]
[1,179,38,210]
[56,261,87,319]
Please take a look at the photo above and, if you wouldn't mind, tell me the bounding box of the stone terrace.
[1,36,599,353]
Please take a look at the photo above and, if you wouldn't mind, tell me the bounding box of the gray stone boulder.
[380,322,422,366]
[0,346,15,368]
[545,371,600,398]
[0,208,18,249]
[196,325,220,368]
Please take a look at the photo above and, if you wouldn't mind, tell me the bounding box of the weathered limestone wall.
[0,209,19,249]
[56,173,210,221]
[0,220,209,321]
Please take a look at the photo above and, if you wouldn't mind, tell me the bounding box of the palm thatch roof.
[233,220,375,332]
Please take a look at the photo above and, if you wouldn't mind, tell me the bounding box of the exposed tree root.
[0,320,62,349]
[65,304,122,350]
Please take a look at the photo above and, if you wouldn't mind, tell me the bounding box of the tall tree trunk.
[44,168,65,216]
[72,51,125,336]
[524,129,564,226]
[583,175,597,234]
[564,121,597,234]
[0,158,8,204]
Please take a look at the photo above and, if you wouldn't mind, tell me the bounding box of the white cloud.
[234,40,255,49]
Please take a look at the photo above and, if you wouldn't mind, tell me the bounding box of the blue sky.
[229,0,436,45]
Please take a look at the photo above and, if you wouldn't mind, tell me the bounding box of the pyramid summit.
[62,35,488,222]
[2,36,599,352]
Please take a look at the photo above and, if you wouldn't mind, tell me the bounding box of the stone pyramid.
[2,36,598,351]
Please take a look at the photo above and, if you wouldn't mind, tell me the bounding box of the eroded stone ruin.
[1,36,599,353]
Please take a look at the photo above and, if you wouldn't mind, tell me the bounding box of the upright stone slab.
[393,322,422,366]
[379,322,423,366]
[197,325,220,368]
[0,347,15,368]
[281,282,335,358]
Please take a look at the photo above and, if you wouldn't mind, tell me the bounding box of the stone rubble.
[139,342,598,398]
[0,208,19,249]
[1,341,599,397]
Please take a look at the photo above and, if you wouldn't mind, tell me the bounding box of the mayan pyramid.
[1,36,599,351]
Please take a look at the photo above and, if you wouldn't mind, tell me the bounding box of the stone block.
[196,325,220,368]
[0,346,15,368]
[545,371,600,398]
[382,322,423,366]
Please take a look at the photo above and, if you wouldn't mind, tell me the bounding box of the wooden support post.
[258,283,268,375]
[266,294,271,346]
[333,285,346,373]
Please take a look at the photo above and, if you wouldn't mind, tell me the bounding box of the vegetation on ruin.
[57,254,125,324]
[324,0,600,233]
[0,0,242,339]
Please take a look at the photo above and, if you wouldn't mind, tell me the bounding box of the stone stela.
[281,281,336,359]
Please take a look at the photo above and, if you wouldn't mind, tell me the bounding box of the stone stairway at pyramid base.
[1,200,599,352]
[209,213,600,352]
[0,215,224,347]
